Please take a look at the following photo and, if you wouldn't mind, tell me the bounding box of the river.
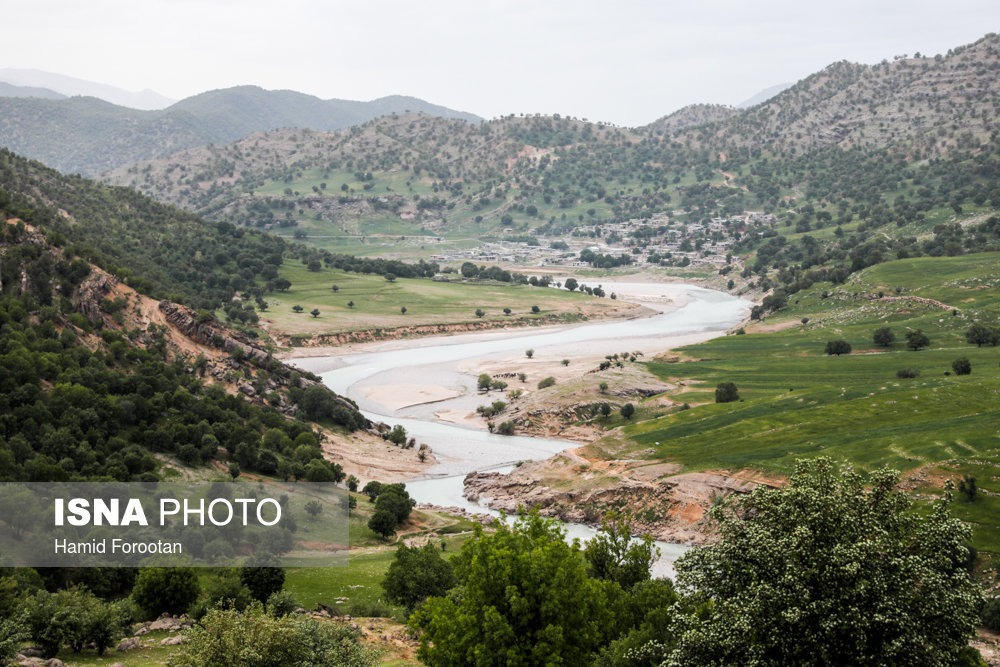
[292,282,751,577]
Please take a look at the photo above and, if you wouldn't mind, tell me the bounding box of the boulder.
[160,635,187,646]
[117,636,143,652]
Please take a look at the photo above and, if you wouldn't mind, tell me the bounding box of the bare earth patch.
[362,383,462,411]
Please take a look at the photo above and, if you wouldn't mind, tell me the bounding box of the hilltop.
[0,85,481,176]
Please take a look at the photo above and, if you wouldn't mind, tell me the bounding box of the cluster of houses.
[431,211,776,269]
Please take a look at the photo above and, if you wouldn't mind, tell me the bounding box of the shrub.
[368,509,398,538]
[952,357,971,376]
[23,587,131,658]
[983,597,1000,632]
[496,421,516,435]
[620,403,636,420]
[715,382,739,403]
[825,340,852,356]
[132,567,200,618]
[168,603,379,667]
[896,368,920,378]
[266,590,298,617]
[382,544,456,612]
[537,376,556,389]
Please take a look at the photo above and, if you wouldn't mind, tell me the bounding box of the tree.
[478,373,493,392]
[584,512,658,591]
[132,567,200,617]
[310,308,320,318]
[952,357,972,375]
[600,402,612,418]
[292,305,304,313]
[620,403,635,420]
[274,278,291,292]
[667,457,983,666]
[347,300,355,308]
[400,306,407,314]
[525,348,534,358]
[965,322,999,347]
[241,555,286,603]
[410,511,620,666]
[958,475,977,502]
[599,381,609,393]
[715,382,739,403]
[872,326,896,347]
[385,273,396,282]
[531,305,540,313]
[824,340,852,356]
[382,543,456,612]
[565,277,579,291]
[905,329,930,350]
[475,308,485,317]
[331,284,339,292]
[368,509,397,538]
[503,307,512,315]
[305,500,323,518]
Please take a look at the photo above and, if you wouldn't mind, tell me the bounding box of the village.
[429,210,777,270]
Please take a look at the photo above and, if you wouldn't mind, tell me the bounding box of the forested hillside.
[0,155,372,485]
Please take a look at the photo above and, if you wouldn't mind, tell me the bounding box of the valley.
[2,26,1000,666]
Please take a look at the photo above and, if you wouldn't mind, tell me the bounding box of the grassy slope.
[616,253,1000,551]
[262,260,630,335]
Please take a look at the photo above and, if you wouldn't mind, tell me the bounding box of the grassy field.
[608,252,1000,553]
[259,260,635,336]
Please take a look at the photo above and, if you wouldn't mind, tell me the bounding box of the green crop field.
[260,260,624,335]
[616,253,1000,552]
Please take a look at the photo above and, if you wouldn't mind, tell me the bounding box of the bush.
[896,368,920,378]
[952,357,972,375]
[496,421,516,435]
[23,587,131,658]
[266,590,298,617]
[620,403,635,420]
[0,616,27,663]
[537,376,556,389]
[168,603,379,666]
[983,597,1000,632]
[824,340,852,356]
[715,382,739,403]
[132,567,200,618]
[383,544,456,612]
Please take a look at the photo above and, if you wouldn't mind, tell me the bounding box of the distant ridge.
[0,68,175,110]
[0,81,65,100]
[0,85,483,175]
[737,82,793,108]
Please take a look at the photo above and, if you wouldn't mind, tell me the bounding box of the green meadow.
[619,253,1000,552]
[261,260,619,335]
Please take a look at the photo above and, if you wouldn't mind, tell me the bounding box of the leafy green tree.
[620,403,635,420]
[368,509,398,538]
[292,305,304,313]
[132,567,200,617]
[382,543,456,612]
[952,357,972,375]
[667,457,983,666]
[584,512,658,591]
[565,277,579,291]
[824,339,852,356]
[531,305,540,313]
[475,308,485,317]
[400,306,407,314]
[477,373,493,392]
[310,308,320,318]
[241,556,286,604]
[905,329,930,350]
[411,511,620,666]
[715,382,739,403]
[375,484,415,523]
[965,322,999,347]
[525,348,534,358]
[872,326,896,347]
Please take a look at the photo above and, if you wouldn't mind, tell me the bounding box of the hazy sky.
[7,0,1000,126]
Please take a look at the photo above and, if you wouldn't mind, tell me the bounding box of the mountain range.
[0,83,482,176]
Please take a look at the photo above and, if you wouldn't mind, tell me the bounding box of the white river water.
[292,282,750,577]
